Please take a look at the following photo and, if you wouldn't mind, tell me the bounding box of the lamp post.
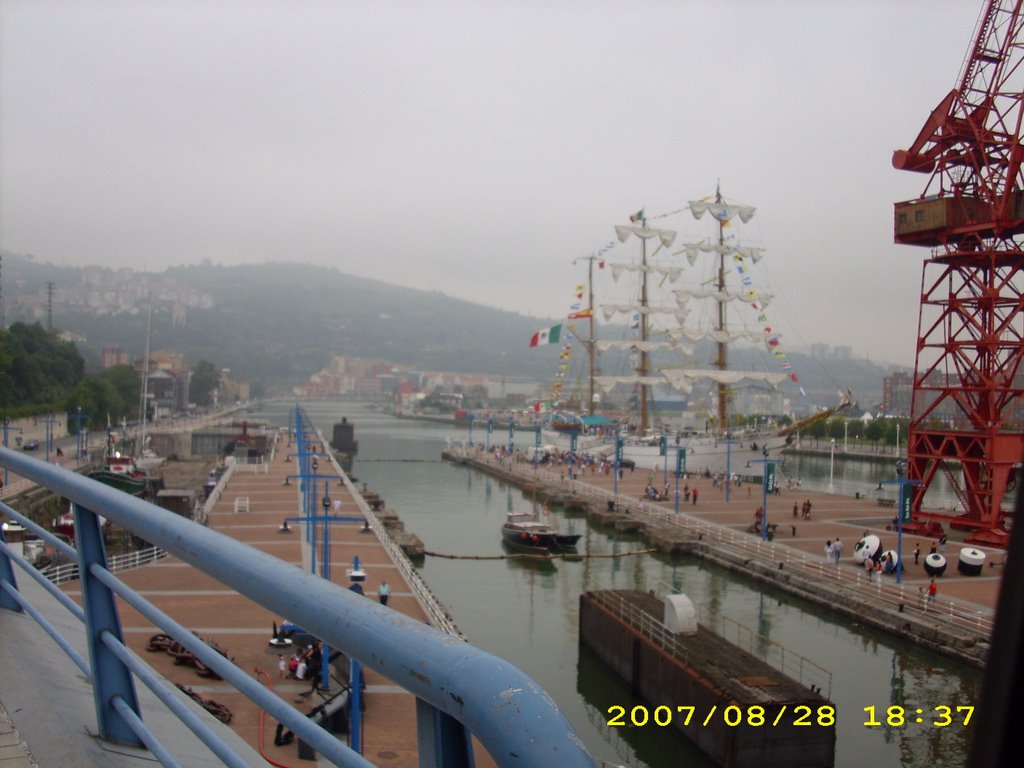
[613,428,623,498]
[721,438,740,502]
[747,449,779,541]
[844,420,848,453]
[1,417,23,487]
[70,407,90,461]
[828,438,836,494]
[674,445,687,514]
[467,412,474,448]
[533,425,541,470]
[34,414,59,464]
[895,422,900,456]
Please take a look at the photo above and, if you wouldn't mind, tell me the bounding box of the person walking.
[692,487,698,505]
[833,537,843,564]
[378,581,391,606]
[927,578,938,609]
[913,543,921,565]
[824,540,833,564]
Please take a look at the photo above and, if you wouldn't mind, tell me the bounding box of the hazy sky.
[0,0,983,366]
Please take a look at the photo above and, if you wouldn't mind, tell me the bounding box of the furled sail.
[661,368,788,395]
[673,287,773,308]
[609,262,685,283]
[597,339,696,356]
[614,225,677,248]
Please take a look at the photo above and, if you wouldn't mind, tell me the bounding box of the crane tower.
[892,0,1024,545]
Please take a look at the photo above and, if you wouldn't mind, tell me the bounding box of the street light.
[882,460,919,585]
[828,438,836,494]
[747,448,779,542]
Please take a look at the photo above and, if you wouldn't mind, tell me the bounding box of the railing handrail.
[1,444,595,768]
[317,429,466,639]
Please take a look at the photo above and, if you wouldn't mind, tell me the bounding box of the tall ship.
[537,186,850,475]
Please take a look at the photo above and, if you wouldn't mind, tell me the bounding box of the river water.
[250,401,981,768]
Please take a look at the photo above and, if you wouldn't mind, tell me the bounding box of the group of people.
[643,482,669,501]
[823,537,844,564]
[280,641,323,682]
[794,500,813,520]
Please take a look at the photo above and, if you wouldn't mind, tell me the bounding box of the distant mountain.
[1,254,899,404]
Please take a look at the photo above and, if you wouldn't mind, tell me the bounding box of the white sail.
[614,225,677,248]
[662,368,789,395]
[597,339,696,355]
[673,287,772,307]
[609,262,684,283]
[666,327,774,345]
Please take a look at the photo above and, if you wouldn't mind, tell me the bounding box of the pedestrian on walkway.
[824,540,833,564]
[913,543,921,565]
[278,655,287,679]
[927,578,938,608]
[792,502,798,518]
[692,487,698,505]
[833,537,843,564]
[939,534,947,553]
[378,581,391,606]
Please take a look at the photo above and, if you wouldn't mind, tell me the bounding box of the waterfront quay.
[447,446,1004,668]
[1,431,503,768]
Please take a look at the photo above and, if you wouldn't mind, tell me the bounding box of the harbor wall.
[579,593,835,768]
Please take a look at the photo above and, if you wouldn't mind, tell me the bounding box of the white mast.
[138,299,152,453]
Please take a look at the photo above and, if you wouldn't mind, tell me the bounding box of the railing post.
[416,697,475,768]
[0,525,22,612]
[74,502,143,746]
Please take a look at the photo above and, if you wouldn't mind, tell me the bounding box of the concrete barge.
[579,589,835,768]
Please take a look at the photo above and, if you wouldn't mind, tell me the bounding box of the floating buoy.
[520,532,528,541]
[532,534,540,543]
[957,547,986,576]
[924,552,947,577]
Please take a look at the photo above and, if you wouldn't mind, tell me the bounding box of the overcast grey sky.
[0,0,982,366]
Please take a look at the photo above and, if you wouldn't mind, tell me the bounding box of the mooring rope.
[423,548,657,562]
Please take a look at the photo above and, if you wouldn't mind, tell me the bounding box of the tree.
[190,360,220,407]
[65,378,125,431]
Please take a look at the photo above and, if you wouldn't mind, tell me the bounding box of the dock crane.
[892,0,1024,546]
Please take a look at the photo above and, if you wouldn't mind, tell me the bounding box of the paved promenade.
[463,447,1005,664]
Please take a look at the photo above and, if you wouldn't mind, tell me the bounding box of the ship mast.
[586,254,597,415]
[639,213,650,433]
[714,186,729,433]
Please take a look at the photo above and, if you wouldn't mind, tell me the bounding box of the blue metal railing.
[0,444,596,768]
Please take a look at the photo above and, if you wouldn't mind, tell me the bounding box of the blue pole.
[761,461,770,542]
[726,441,732,502]
[674,446,681,514]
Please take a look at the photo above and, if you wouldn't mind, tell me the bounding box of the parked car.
[21,439,40,451]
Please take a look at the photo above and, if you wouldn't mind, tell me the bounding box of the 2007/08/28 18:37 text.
[606,704,975,729]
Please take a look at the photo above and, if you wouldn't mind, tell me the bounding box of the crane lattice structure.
[892,0,1024,546]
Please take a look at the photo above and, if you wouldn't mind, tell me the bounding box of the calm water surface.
[251,402,981,768]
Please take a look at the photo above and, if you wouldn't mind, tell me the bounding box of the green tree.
[0,322,84,415]
[190,360,220,406]
[101,365,142,415]
[65,377,125,431]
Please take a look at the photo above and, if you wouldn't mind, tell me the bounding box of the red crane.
[892,0,1024,546]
